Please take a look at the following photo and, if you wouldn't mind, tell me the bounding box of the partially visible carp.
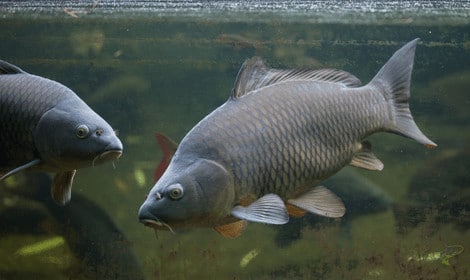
[0,172,145,279]
[0,60,123,205]
[139,39,436,238]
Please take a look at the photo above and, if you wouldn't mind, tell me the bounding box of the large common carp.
[139,38,436,238]
[0,60,123,205]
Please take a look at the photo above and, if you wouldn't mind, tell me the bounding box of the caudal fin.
[370,38,437,148]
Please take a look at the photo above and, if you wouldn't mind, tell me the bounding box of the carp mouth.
[92,150,122,166]
[141,218,175,234]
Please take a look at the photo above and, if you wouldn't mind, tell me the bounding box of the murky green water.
[0,1,469,279]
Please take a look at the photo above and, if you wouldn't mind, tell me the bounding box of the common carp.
[0,60,123,205]
[139,39,436,238]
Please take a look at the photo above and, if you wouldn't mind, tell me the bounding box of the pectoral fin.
[214,220,248,238]
[287,186,345,218]
[231,194,289,224]
[154,132,179,182]
[51,170,76,206]
[350,141,384,171]
[0,159,41,180]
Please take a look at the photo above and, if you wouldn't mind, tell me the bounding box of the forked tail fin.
[370,38,437,148]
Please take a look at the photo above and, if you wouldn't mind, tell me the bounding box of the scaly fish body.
[182,81,387,199]
[0,60,123,205]
[1,72,82,169]
[139,39,436,237]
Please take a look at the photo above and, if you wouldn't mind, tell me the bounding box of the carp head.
[34,98,123,171]
[138,157,235,231]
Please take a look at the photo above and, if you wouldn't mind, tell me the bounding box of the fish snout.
[93,150,122,166]
[138,203,176,233]
[105,137,123,154]
[101,149,122,160]
[138,204,162,226]
[93,138,123,164]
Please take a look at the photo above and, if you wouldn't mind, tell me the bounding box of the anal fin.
[231,194,289,225]
[51,170,76,206]
[287,186,345,218]
[350,141,384,171]
[214,220,248,238]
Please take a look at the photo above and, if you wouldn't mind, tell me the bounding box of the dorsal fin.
[231,57,362,99]
[0,60,27,75]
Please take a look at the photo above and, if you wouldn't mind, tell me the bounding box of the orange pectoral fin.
[286,203,307,218]
[153,132,179,182]
[214,220,248,239]
[153,161,169,183]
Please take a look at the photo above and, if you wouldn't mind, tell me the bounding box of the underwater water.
[0,1,469,279]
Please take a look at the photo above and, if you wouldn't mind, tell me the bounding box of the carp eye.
[168,184,184,200]
[76,125,90,139]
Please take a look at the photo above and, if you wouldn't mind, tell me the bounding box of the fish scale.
[1,75,68,166]
[139,39,436,236]
[194,85,365,199]
[187,80,393,199]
